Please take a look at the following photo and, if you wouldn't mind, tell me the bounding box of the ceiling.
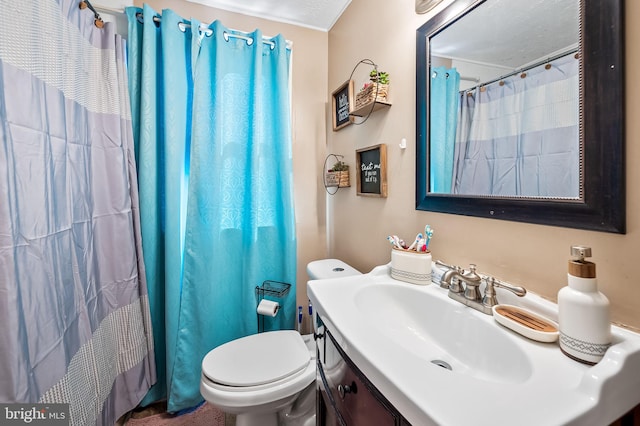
[430,0,579,69]
[186,0,352,31]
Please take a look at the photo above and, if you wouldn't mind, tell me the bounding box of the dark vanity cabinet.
[315,322,410,426]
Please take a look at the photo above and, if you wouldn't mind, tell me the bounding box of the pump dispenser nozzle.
[569,245,596,279]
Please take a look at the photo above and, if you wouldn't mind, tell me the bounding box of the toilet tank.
[306,259,361,280]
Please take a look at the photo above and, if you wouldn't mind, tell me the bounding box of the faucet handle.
[463,264,482,281]
[482,277,499,308]
[482,276,527,309]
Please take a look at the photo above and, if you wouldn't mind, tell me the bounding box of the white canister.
[558,246,611,365]
[390,248,432,285]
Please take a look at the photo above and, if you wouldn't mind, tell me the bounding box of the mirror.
[416,0,625,233]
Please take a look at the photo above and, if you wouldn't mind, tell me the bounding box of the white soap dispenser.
[558,245,611,364]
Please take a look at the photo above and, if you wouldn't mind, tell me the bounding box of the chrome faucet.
[436,261,463,293]
[436,261,526,315]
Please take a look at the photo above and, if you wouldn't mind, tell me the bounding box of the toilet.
[200,259,361,426]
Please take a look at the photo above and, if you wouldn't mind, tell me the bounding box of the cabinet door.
[333,363,398,425]
[324,331,403,426]
[317,359,346,426]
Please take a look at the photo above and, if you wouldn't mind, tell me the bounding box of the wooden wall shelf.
[349,100,392,117]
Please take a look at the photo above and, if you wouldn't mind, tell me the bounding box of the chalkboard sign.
[356,144,387,197]
[331,80,354,131]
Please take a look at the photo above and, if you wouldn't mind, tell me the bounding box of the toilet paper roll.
[257,299,280,317]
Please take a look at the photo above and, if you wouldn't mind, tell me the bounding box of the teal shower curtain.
[430,66,460,193]
[126,6,296,412]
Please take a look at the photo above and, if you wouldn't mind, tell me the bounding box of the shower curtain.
[0,0,155,425]
[452,53,579,197]
[127,6,297,412]
[429,66,460,193]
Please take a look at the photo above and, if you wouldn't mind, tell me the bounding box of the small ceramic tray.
[493,304,559,343]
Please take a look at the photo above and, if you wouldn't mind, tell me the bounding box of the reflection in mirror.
[428,0,580,197]
[415,0,625,233]
[416,0,445,14]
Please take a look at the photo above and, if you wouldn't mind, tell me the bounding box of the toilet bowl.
[200,259,361,426]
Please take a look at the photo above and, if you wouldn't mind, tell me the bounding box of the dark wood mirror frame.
[416,0,625,233]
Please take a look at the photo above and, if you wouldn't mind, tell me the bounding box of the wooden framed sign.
[356,144,387,197]
[331,80,354,131]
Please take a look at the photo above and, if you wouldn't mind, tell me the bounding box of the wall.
[133,0,329,318]
[326,0,640,330]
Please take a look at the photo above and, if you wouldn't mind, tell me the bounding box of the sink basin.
[355,283,532,384]
[308,264,640,426]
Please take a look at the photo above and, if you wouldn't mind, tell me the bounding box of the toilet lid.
[202,330,311,387]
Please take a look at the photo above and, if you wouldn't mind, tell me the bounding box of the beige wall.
[327,0,640,330]
[134,0,329,318]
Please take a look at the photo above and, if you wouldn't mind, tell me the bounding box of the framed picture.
[331,80,354,131]
[356,144,387,197]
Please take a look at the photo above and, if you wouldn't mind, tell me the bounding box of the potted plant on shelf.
[355,70,390,109]
[326,160,350,188]
[369,69,390,85]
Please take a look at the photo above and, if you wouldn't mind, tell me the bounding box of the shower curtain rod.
[136,13,292,50]
[461,47,579,93]
[460,76,479,82]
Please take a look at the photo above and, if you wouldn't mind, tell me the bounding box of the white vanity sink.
[308,264,640,425]
[355,282,533,385]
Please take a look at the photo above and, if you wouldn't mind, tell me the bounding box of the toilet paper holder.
[255,280,291,333]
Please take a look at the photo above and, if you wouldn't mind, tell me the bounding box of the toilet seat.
[200,361,316,413]
[202,330,311,387]
[200,330,316,413]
